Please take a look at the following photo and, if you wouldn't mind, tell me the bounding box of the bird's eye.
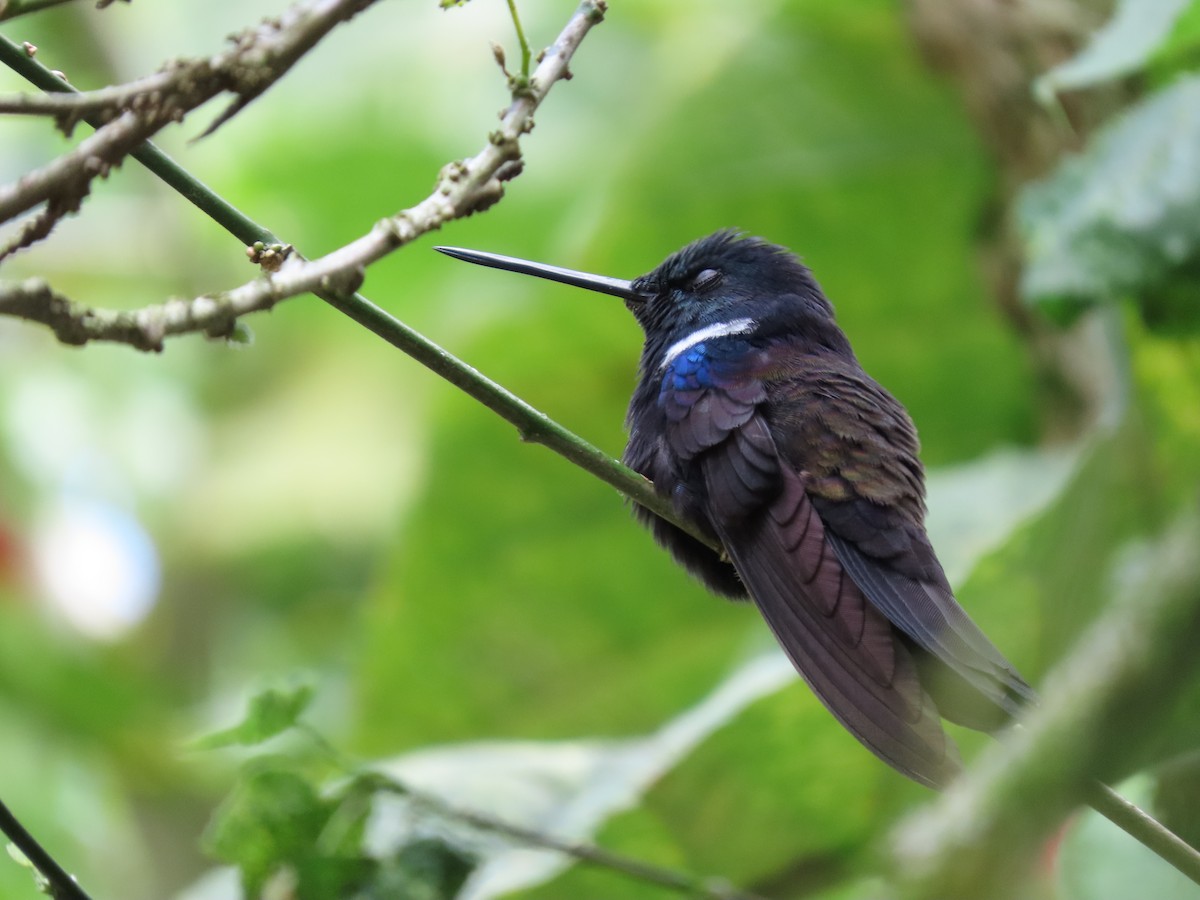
[690,268,722,291]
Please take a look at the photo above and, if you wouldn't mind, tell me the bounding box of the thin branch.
[308,723,760,898]
[0,0,383,249]
[374,779,767,900]
[0,796,92,900]
[196,0,378,139]
[0,278,254,348]
[1087,783,1200,884]
[891,510,1200,897]
[0,107,161,224]
[0,7,698,544]
[505,0,533,79]
[0,70,177,118]
[0,0,601,345]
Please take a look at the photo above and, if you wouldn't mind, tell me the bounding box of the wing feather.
[702,422,959,787]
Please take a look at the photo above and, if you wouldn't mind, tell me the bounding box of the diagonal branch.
[0,796,92,900]
[0,107,161,224]
[0,0,383,257]
[0,70,176,118]
[0,0,604,347]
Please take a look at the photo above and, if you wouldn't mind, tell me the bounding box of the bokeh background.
[1,1,1199,898]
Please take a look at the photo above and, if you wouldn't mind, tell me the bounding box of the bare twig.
[0,278,254,348]
[196,0,378,139]
[373,778,767,900]
[114,0,603,340]
[0,70,178,119]
[0,108,162,241]
[0,0,604,347]
[0,0,383,252]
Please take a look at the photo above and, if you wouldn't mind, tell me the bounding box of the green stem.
[505,0,532,78]
[1087,782,1200,885]
[316,288,700,542]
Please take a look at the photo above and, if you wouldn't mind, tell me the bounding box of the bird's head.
[435,230,849,360]
[626,230,834,338]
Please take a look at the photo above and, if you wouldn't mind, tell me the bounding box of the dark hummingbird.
[436,230,1035,789]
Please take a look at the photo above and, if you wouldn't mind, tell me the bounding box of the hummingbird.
[436,230,1035,789]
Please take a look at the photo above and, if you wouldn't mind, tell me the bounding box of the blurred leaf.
[356,838,475,900]
[1156,0,1200,60]
[204,767,328,895]
[1020,75,1200,329]
[1034,0,1195,100]
[364,651,795,897]
[204,762,373,898]
[194,683,315,750]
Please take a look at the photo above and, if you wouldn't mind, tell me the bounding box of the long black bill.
[435,246,644,302]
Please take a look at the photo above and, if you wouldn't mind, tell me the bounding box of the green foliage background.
[0,1,1198,898]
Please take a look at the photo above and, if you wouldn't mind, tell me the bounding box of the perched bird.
[436,231,1035,789]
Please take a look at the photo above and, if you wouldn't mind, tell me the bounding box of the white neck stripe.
[659,318,756,371]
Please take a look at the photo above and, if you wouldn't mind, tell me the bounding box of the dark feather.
[703,418,959,788]
[768,353,1035,729]
[823,527,1035,729]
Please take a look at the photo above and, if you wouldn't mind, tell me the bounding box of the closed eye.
[690,268,722,291]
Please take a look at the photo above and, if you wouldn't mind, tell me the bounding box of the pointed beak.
[435,246,646,303]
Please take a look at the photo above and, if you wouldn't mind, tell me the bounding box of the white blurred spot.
[31,496,161,641]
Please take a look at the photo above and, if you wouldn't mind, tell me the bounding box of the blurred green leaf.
[1020,75,1200,329]
[204,762,373,898]
[1034,0,1195,100]
[355,838,475,900]
[194,683,315,750]
[204,767,329,895]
